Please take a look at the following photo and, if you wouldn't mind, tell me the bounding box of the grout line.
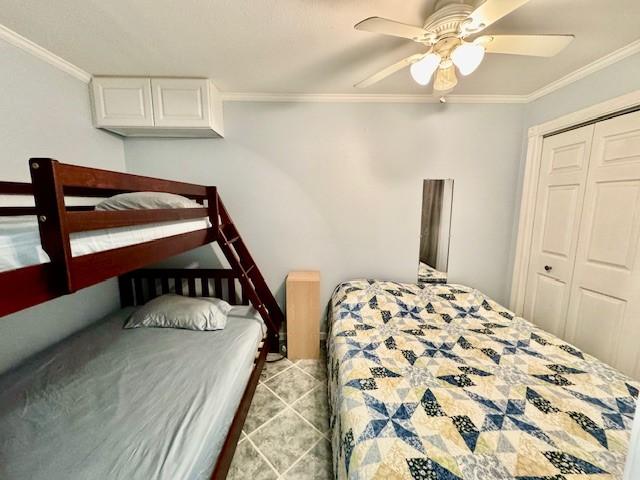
[244,434,281,478]
[261,382,330,441]
[245,404,289,437]
[291,382,322,405]
[241,354,330,478]
[261,361,294,383]
[246,406,324,479]
[291,361,327,383]
[278,436,325,478]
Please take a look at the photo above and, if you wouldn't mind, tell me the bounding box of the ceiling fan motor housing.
[423,2,474,39]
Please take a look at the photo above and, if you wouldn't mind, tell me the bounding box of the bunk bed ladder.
[216,194,284,352]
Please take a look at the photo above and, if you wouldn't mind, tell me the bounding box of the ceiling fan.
[354,0,574,96]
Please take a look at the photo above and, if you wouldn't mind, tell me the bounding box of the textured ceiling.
[0,0,639,95]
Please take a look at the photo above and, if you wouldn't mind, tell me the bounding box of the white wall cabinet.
[91,77,223,138]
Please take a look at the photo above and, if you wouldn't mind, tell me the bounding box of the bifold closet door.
[523,125,594,338]
[564,111,640,379]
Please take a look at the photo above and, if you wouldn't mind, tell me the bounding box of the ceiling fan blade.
[478,34,574,57]
[355,53,425,88]
[355,17,431,42]
[463,0,531,34]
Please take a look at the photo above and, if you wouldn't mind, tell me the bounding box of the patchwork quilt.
[418,262,447,285]
[327,280,638,480]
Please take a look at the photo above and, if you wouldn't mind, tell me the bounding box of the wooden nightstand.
[286,271,320,360]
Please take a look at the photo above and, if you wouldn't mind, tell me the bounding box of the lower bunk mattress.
[328,280,639,479]
[0,305,265,480]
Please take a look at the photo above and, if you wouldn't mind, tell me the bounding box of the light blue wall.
[0,39,126,374]
[525,52,640,127]
[125,101,526,325]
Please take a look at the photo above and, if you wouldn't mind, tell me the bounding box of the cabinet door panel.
[151,79,210,127]
[91,77,153,127]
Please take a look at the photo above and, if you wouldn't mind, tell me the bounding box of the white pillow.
[95,192,200,211]
[124,294,232,331]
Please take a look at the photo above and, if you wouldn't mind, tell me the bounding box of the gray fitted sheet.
[0,305,265,480]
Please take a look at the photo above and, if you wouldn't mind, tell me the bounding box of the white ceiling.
[0,0,639,96]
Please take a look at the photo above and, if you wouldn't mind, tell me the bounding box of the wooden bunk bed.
[0,158,284,479]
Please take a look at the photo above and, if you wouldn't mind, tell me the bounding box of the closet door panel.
[570,288,626,366]
[523,125,594,338]
[587,180,640,270]
[565,110,640,379]
[541,185,580,259]
[527,275,566,335]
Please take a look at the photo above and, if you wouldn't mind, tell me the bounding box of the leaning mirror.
[418,179,454,285]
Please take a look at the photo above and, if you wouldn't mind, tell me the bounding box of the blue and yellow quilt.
[327,280,638,479]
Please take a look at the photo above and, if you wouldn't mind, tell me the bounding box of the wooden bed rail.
[26,158,219,294]
[0,180,92,216]
[37,159,209,199]
[119,268,251,307]
[0,181,32,195]
[1,159,283,354]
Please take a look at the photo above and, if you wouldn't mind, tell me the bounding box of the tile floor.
[227,352,332,480]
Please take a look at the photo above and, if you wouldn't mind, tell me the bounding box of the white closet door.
[564,111,640,379]
[523,125,594,338]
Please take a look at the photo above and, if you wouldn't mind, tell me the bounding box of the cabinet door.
[523,125,594,338]
[564,110,640,379]
[151,79,210,127]
[91,77,153,127]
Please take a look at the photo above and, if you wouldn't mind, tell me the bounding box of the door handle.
[544,265,552,272]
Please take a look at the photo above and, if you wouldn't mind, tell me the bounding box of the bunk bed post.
[29,158,74,294]
[206,186,219,237]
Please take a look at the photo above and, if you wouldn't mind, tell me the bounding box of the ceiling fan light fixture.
[410,53,441,85]
[451,41,485,76]
[433,64,458,92]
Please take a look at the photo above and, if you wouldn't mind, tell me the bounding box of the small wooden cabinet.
[90,77,224,138]
[286,271,320,360]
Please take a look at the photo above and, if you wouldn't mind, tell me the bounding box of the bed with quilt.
[328,280,639,479]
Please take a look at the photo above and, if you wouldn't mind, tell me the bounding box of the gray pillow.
[95,192,200,211]
[124,294,232,331]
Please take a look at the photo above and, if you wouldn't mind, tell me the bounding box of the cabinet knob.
[544,265,552,272]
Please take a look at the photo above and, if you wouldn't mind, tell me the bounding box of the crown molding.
[0,23,91,83]
[1,18,638,104]
[221,92,528,104]
[525,39,640,103]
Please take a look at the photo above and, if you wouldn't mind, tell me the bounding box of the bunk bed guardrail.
[0,159,283,353]
[28,158,219,292]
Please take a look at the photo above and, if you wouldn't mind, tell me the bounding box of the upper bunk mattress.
[0,215,210,273]
[328,279,639,480]
[0,305,264,480]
